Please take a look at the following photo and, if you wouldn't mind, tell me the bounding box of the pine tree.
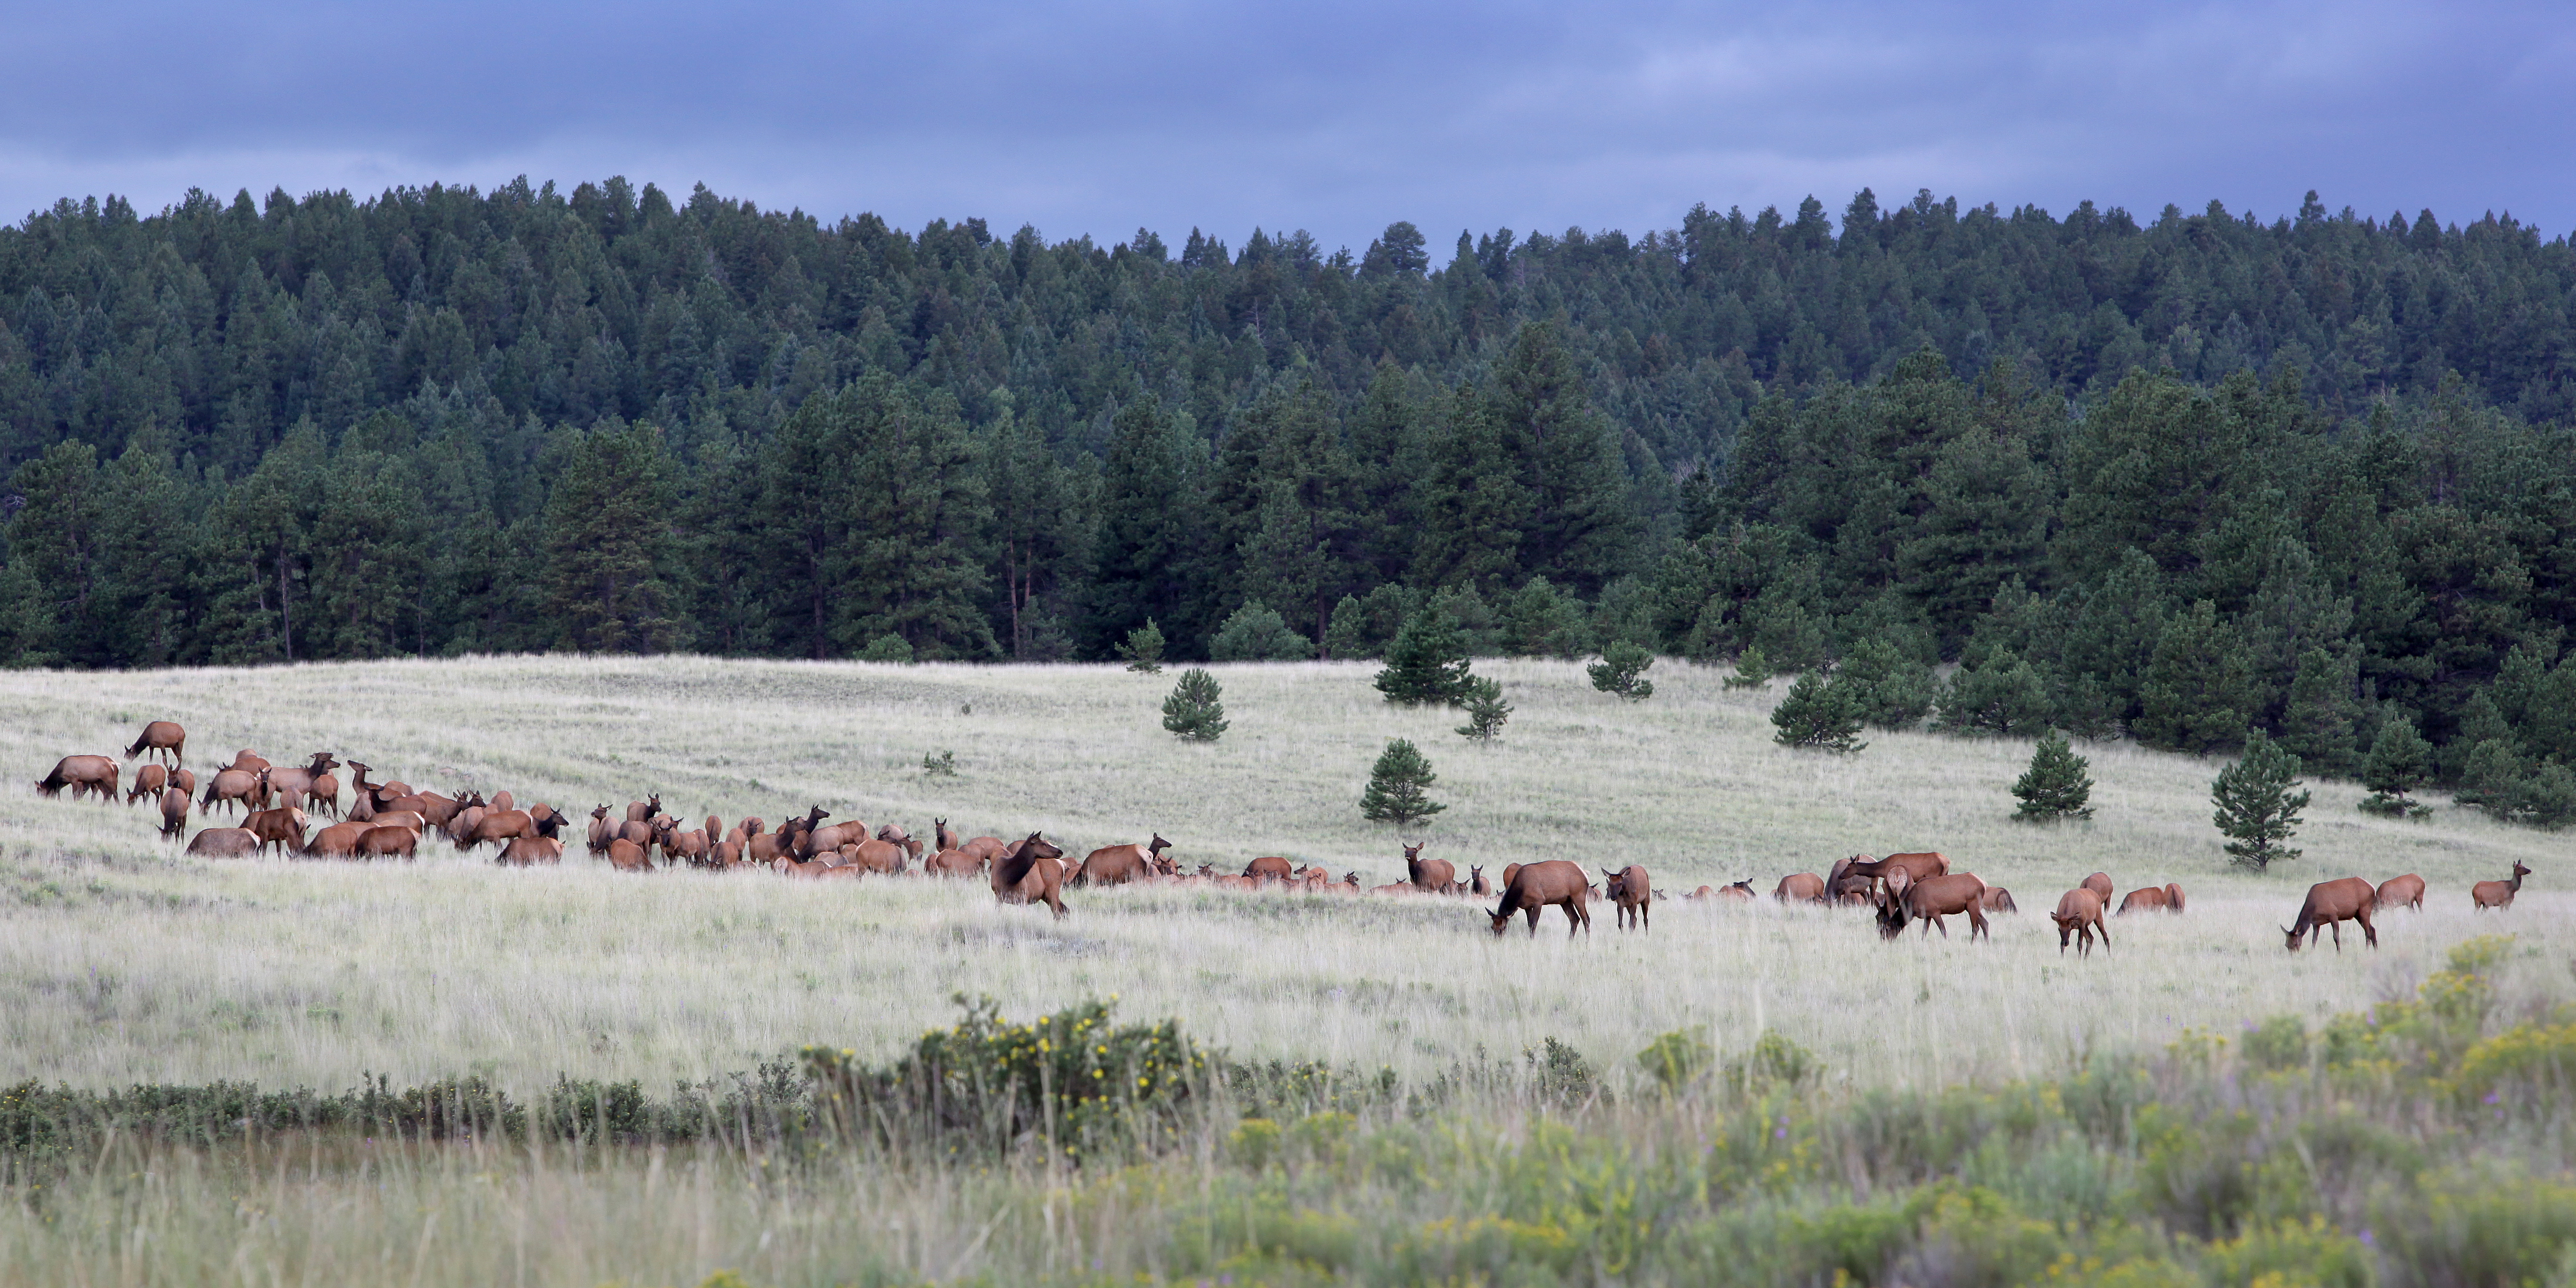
[1361,738,1445,826]
[2135,600,2258,754]
[2212,730,2309,871]
[1934,646,2052,736]
[1375,607,1472,706]
[2012,732,2096,821]
[546,421,679,653]
[2359,712,2432,817]
[1161,667,1227,741]
[2276,648,2360,778]
[1721,645,1773,690]
[1772,670,1866,753]
[1208,599,1313,661]
[1455,675,1512,742]
[1588,640,1655,700]
[1837,636,1936,730]
[1116,619,1165,672]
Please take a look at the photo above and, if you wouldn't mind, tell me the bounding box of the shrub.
[921,749,957,777]
[2212,730,2308,872]
[2012,731,2095,821]
[1454,675,1511,742]
[1374,608,1473,706]
[1361,739,1445,826]
[2360,713,2433,817]
[1116,619,1166,672]
[858,632,914,663]
[1721,645,1773,690]
[1161,668,1228,741]
[1772,670,1866,753]
[1637,1028,1713,1094]
[1587,640,1656,700]
[1208,600,1314,662]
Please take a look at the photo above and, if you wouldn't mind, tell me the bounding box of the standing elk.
[243,804,309,858]
[357,825,419,861]
[1489,860,1592,937]
[1774,872,1827,904]
[1403,841,1454,894]
[1601,864,1651,932]
[2080,871,2115,908]
[1243,854,1294,885]
[2374,873,2426,911]
[587,806,617,856]
[157,786,190,839]
[2285,878,2379,952]
[2116,887,2172,915]
[1076,835,1171,885]
[992,832,1069,919]
[126,763,173,805]
[499,814,566,866]
[125,720,186,769]
[1877,874,1992,941]
[262,753,340,813]
[1979,887,2018,913]
[199,765,263,816]
[2472,860,2532,911]
[37,756,119,803]
[608,838,653,872]
[2050,888,2109,957]
[626,794,662,824]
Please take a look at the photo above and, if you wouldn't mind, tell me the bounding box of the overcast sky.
[4,1,2568,251]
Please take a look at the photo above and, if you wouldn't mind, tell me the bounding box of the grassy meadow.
[3,655,2572,1286]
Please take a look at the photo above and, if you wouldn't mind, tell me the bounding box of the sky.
[3,1,2570,252]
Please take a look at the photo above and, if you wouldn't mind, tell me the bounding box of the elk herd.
[32,723,2548,955]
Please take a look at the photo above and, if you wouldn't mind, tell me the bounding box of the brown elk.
[489,790,515,815]
[626,794,662,824]
[456,809,538,852]
[357,825,420,861]
[1840,853,1952,900]
[1979,886,2019,913]
[243,805,309,857]
[1601,864,1651,932]
[2374,873,2426,911]
[654,818,712,867]
[2050,888,2108,957]
[2116,887,2172,915]
[232,750,270,772]
[185,827,259,858]
[992,832,1069,919]
[2164,883,2186,912]
[924,849,985,877]
[1717,879,1756,901]
[158,786,190,838]
[498,813,566,866]
[37,755,119,804]
[2472,860,2532,911]
[935,818,961,852]
[1467,866,1489,896]
[876,823,924,862]
[2080,871,2114,908]
[608,838,653,872]
[1490,860,1593,937]
[1076,835,1172,885]
[801,810,876,858]
[1368,880,1417,896]
[125,721,186,769]
[1774,872,1827,904]
[125,763,168,805]
[302,820,373,859]
[586,806,616,856]
[1243,854,1294,884]
[2285,877,2379,951]
[1321,872,1362,895]
[306,763,343,819]
[1876,874,1992,941]
[1404,841,1455,894]
[262,753,340,812]
[1500,862,1523,892]
[365,811,427,835]
[846,838,907,873]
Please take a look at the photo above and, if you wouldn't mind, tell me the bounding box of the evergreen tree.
[1837,636,1937,730]
[1086,395,1207,658]
[1161,667,1227,741]
[1935,647,2052,736]
[1588,640,1655,700]
[1772,670,1866,752]
[1410,384,1527,592]
[546,420,679,653]
[1208,600,1312,661]
[1455,675,1512,742]
[1721,645,1773,690]
[2212,730,2309,871]
[1361,738,1445,826]
[2275,648,2360,778]
[2359,712,2432,817]
[1116,619,1166,672]
[1374,607,1472,706]
[2012,732,2096,821]
[2135,600,2257,754]
[1487,321,1634,592]
[1500,576,1591,658]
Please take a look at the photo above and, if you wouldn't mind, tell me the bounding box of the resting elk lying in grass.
[185,827,258,857]
[2284,877,2378,952]
[1490,860,1591,937]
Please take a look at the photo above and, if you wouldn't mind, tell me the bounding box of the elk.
[1243,854,1294,885]
[1876,874,1992,941]
[302,820,374,859]
[2164,883,2186,912]
[1469,866,1489,896]
[124,720,186,769]
[199,765,263,816]
[2284,877,2379,952]
[654,818,712,867]
[586,806,617,856]
[455,809,538,852]
[243,804,309,858]
[608,838,653,872]
[1717,879,1756,901]
[626,794,662,824]
[499,814,566,866]
[2050,889,2108,957]
[357,826,419,861]
[924,849,985,877]
[2116,887,2172,915]
[935,818,961,853]
[1489,860,1592,937]
[2374,873,2425,911]
[157,786,190,839]
[1774,872,1827,904]
[876,823,924,862]
[261,753,340,813]
[844,838,907,873]
[185,827,259,858]
[1601,864,1651,932]
[2080,872,2114,908]
[1404,841,1454,894]
[37,755,119,804]
[1979,886,2019,913]
[1076,835,1171,885]
[1840,853,1951,900]
[2472,860,2532,911]
[992,832,1069,919]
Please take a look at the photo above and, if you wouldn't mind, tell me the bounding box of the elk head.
[2281,925,2303,953]
[1148,833,1171,855]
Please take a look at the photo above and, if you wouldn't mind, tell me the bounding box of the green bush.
[2011,731,2096,821]
[1162,667,1228,741]
[1454,675,1512,742]
[1208,600,1314,662]
[1588,639,1656,700]
[1772,670,1866,753]
[1374,608,1474,706]
[858,632,914,663]
[1116,619,1166,672]
[1361,738,1445,826]
[1637,1028,1713,1094]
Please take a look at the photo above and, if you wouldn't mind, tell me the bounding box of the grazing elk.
[1489,860,1592,937]
[1774,872,1827,904]
[37,755,119,803]
[125,720,187,769]
[157,786,190,839]
[2080,872,2114,909]
[357,825,420,861]
[199,765,263,816]
[243,805,309,857]
[1841,853,1951,900]
[1979,887,2018,913]
[1403,841,1455,894]
[2375,873,2426,911]
[2050,889,2109,957]
[2285,878,2379,952]
[2472,860,2532,911]
[992,832,1069,919]
[1076,835,1171,885]
[185,827,259,858]
[126,762,173,805]
[262,753,340,813]
[2116,887,2172,915]
[1601,864,1651,932]
[1877,874,1992,941]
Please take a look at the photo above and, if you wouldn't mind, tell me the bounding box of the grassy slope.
[0,655,2559,1094]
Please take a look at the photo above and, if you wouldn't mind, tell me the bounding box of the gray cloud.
[2,1,2566,248]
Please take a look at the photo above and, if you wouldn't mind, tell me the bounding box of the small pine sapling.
[1588,640,1655,701]
[2011,731,2095,821]
[1117,619,1167,673]
[1161,667,1228,741]
[1455,675,1512,742]
[1361,739,1446,826]
[2212,729,2309,872]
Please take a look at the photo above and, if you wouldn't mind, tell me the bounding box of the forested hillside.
[2,177,2574,817]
